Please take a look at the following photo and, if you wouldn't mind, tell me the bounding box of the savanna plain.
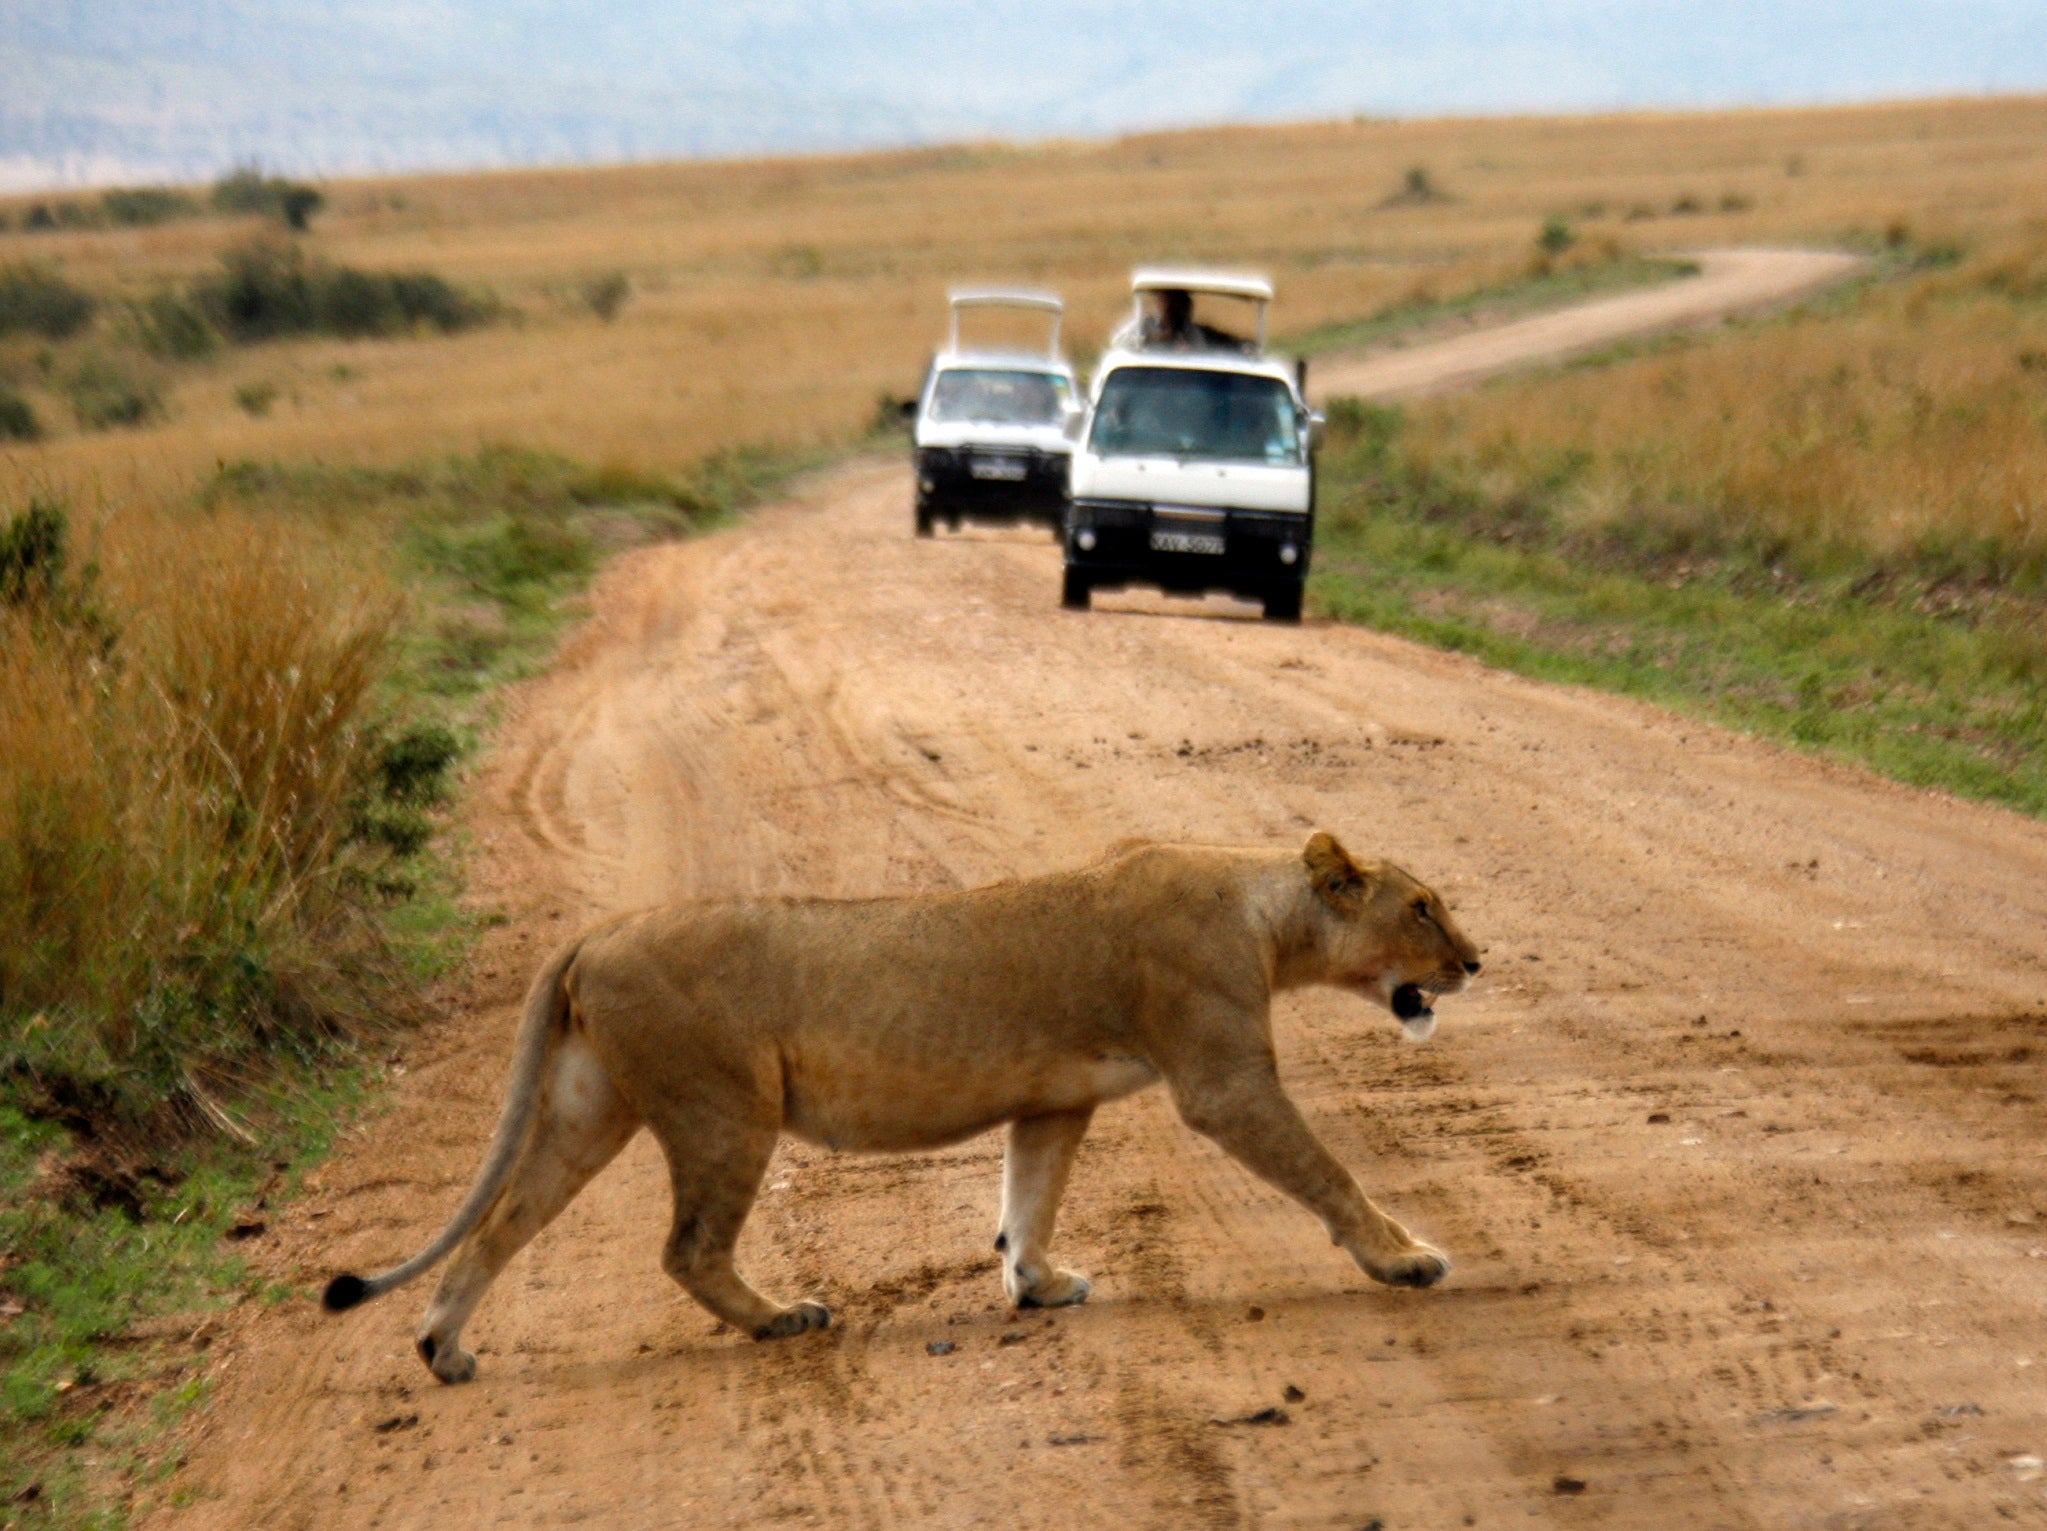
[3,95,2047,1528]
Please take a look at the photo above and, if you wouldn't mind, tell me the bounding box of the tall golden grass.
[1403,225,2047,578]
[0,498,395,1129]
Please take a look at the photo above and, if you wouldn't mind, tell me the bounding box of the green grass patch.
[1309,405,2047,816]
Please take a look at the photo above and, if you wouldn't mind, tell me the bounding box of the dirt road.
[1309,247,1862,401]
[155,253,2047,1529]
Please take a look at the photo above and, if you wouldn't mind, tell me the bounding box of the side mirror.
[898,397,919,423]
[1062,405,1086,441]
[1306,410,1326,450]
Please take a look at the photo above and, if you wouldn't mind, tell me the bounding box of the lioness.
[325,833,1479,1383]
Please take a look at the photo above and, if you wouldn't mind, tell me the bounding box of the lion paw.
[418,1334,477,1384]
[1370,1243,1451,1290]
[1014,1269,1092,1309]
[753,1300,833,1341]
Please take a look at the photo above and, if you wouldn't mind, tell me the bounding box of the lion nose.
[1463,960,1482,975]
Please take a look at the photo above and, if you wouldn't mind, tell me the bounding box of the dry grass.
[0,497,398,1129]
[1405,228,2047,580]
[4,95,2046,514]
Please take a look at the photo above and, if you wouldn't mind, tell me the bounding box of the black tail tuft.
[322,1273,371,1312]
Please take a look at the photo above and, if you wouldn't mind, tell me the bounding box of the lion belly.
[778,1047,1161,1152]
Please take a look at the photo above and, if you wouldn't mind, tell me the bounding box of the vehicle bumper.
[1061,498,1312,598]
[916,447,1069,524]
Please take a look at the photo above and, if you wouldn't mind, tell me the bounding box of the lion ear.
[1303,831,1371,909]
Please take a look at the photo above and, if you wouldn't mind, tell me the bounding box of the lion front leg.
[997,1109,1094,1308]
[1169,1059,1449,1290]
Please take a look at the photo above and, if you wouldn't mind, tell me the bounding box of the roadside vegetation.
[0,444,813,1520]
[1312,225,2047,813]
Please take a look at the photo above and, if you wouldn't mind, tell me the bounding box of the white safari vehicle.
[910,288,1079,536]
[1063,269,1321,621]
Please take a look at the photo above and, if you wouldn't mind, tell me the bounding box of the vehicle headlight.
[1279,543,1299,565]
[1075,528,1097,552]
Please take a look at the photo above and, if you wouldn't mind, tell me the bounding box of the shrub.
[64,354,164,430]
[234,380,279,416]
[1382,165,1449,207]
[579,270,631,321]
[0,264,96,341]
[0,388,37,442]
[99,186,199,227]
[129,288,218,359]
[211,167,325,231]
[194,243,490,343]
[1538,218,1577,256]
[0,499,69,609]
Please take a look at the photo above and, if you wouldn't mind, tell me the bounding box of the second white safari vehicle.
[910,288,1079,537]
[1062,269,1322,621]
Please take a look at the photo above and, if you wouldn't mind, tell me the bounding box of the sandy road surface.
[154,254,2047,1530]
[1309,247,1862,401]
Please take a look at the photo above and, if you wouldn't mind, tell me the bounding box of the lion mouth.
[1392,983,1433,1022]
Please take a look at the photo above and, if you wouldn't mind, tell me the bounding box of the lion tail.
[321,936,581,1313]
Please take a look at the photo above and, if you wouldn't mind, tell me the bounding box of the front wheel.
[915,505,935,538]
[1061,567,1092,611]
[1262,579,1304,623]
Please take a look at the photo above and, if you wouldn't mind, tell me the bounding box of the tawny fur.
[324,832,1480,1383]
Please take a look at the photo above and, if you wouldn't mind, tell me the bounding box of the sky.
[3,0,2045,190]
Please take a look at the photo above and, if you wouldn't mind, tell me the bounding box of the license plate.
[970,456,1028,481]
[1151,529,1225,555]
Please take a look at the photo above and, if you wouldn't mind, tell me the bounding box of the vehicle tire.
[1262,579,1304,623]
[915,506,935,538]
[1061,568,1092,611]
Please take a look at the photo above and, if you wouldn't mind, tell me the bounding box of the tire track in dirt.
[150,255,2047,1529]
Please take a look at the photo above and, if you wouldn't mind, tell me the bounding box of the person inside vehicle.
[1141,288,1249,352]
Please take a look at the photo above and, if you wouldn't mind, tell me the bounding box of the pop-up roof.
[947,287,1065,357]
[1125,268,1272,352]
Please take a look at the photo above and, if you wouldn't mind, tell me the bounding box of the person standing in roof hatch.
[1141,288,1247,351]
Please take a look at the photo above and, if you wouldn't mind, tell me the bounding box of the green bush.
[63,354,163,430]
[1538,218,1577,256]
[195,243,490,343]
[129,288,219,359]
[210,167,325,231]
[579,270,631,321]
[0,388,37,443]
[233,380,279,417]
[0,265,96,341]
[99,186,199,227]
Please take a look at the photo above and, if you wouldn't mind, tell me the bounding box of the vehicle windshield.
[1088,367,1301,464]
[926,368,1070,426]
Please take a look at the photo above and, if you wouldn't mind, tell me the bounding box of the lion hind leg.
[998,1109,1094,1309]
[653,1110,827,1341]
[415,1031,638,1383]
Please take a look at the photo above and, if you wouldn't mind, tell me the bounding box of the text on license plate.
[1151,529,1225,555]
[970,456,1029,481]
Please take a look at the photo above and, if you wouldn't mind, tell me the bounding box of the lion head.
[1302,831,1481,1042]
